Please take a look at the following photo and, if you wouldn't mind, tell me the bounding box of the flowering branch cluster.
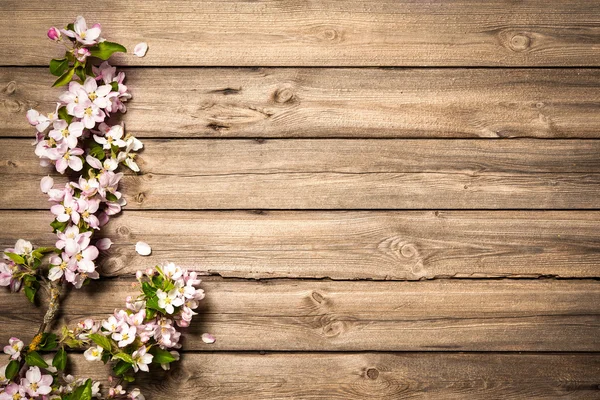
[0,16,208,400]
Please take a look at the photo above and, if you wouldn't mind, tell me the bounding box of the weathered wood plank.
[2,211,600,280]
[1,279,599,351]
[66,352,600,399]
[3,68,600,138]
[2,1,600,66]
[2,139,600,209]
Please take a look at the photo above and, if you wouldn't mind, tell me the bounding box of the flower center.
[30,382,39,391]
[63,151,71,160]
[89,92,97,101]
[65,207,72,215]
[76,254,83,261]
[62,128,70,138]
[85,107,93,116]
[13,393,22,400]
[80,31,87,39]
[82,211,90,218]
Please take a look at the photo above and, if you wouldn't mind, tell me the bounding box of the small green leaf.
[25,351,48,368]
[149,347,177,364]
[52,67,75,87]
[57,106,73,124]
[50,219,69,233]
[110,81,119,92]
[113,360,132,376]
[88,333,112,351]
[5,360,19,380]
[89,41,127,60]
[39,333,58,351]
[113,352,135,364]
[50,58,69,77]
[71,379,92,400]
[53,347,67,370]
[122,375,135,382]
[75,65,86,82]
[105,192,118,202]
[85,61,95,77]
[24,285,37,303]
[141,282,157,297]
[88,142,106,161]
[4,252,24,265]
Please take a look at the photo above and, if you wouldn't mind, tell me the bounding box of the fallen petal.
[96,238,113,251]
[134,42,148,57]
[40,176,54,193]
[135,241,152,256]
[201,333,216,344]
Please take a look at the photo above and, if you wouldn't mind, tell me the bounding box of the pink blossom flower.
[51,192,80,224]
[60,81,88,115]
[21,366,53,397]
[113,324,136,347]
[63,16,102,45]
[0,262,13,287]
[128,388,146,400]
[26,106,60,133]
[56,145,84,173]
[82,77,112,109]
[0,383,26,400]
[74,244,99,273]
[47,27,61,41]
[73,99,105,129]
[131,346,153,372]
[3,337,23,360]
[78,197,101,229]
[157,288,184,314]
[48,119,84,149]
[94,124,126,149]
[48,253,72,281]
[73,176,100,197]
[102,315,126,334]
[83,345,103,361]
[55,225,92,256]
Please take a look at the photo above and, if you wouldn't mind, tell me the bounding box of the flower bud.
[136,271,143,280]
[145,268,155,276]
[47,27,61,41]
[75,47,91,62]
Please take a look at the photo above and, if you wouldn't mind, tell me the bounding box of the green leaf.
[85,61,95,77]
[39,333,58,351]
[149,347,177,364]
[58,106,73,124]
[50,58,69,77]
[88,333,112,351]
[24,285,37,303]
[4,252,24,265]
[145,295,160,311]
[53,347,67,370]
[89,41,126,60]
[25,351,48,368]
[113,352,135,364]
[5,360,19,380]
[88,142,106,161]
[71,379,93,400]
[113,360,132,376]
[52,67,75,87]
[122,374,135,382]
[75,65,86,82]
[110,81,119,92]
[141,282,157,297]
[50,219,69,233]
[105,192,118,202]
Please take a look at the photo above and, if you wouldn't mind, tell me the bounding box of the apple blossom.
[22,366,53,397]
[3,338,23,360]
[56,145,84,173]
[47,27,61,41]
[0,383,25,400]
[131,347,153,373]
[113,325,136,348]
[48,119,84,149]
[84,345,104,361]
[63,16,102,45]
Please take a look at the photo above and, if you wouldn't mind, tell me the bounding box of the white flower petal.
[135,241,152,256]
[133,42,148,57]
[201,333,216,344]
[40,176,54,193]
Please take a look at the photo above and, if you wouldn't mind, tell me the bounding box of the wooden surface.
[3,68,600,139]
[2,1,600,66]
[1,0,600,398]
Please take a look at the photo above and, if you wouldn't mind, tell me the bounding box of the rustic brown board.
[66,352,600,399]
[2,210,600,280]
[2,1,600,66]
[1,278,599,351]
[2,138,600,210]
[3,68,600,138]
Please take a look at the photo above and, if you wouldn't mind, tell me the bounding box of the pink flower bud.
[47,27,61,41]
[145,268,155,276]
[136,271,143,280]
[75,47,91,62]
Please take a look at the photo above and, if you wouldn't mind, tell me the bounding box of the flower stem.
[37,280,62,335]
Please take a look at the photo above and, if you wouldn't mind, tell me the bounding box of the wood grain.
[1,278,599,351]
[3,68,600,138]
[2,1,600,66]
[66,352,600,399]
[2,138,600,210]
[2,210,600,280]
